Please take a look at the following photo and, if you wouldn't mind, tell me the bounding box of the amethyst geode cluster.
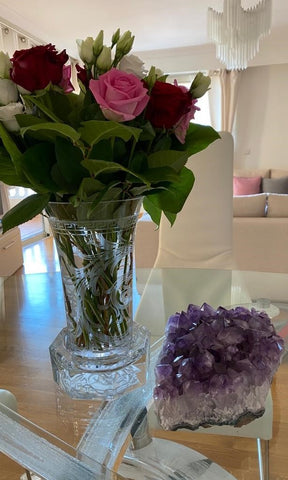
[154,303,284,430]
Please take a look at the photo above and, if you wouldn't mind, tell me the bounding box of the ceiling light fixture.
[207,0,272,70]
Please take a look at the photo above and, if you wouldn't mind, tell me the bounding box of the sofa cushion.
[233,176,262,195]
[262,176,288,194]
[233,194,267,217]
[270,169,288,179]
[267,194,288,217]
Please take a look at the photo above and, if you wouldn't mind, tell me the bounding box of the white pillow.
[267,194,288,217]
[233,194,267,217]
[270,169,288,179]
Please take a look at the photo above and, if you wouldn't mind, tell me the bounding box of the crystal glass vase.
[46,198,150,400]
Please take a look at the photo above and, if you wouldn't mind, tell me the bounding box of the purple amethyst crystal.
[153,303,284,431]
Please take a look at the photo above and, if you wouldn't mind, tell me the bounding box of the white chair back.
[154,131,234,269]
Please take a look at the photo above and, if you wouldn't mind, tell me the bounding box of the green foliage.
[0,122,22,168]
[79,120,142,146]
[143,167,195,223]
[0,118,219,230]
[0,148,30,186]
[2,193,51,233]
[19,143,58,193]
[182,123,220,156]
[21,122,80,144]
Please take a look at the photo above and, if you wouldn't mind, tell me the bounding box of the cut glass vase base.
[49,323,150,400]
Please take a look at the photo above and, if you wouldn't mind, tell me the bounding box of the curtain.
[0,182,10,214]
[219,69,243,133]
[208,71,222,131]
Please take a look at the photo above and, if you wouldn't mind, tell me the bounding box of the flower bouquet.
[0,30,219,230]
[0,30,220,398]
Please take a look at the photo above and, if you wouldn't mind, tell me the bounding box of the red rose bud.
[145,81,193,129]
[10,44,69,92]
[76,64,89,88]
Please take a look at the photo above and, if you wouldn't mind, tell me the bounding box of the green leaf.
[76,177,107,200]
[129,185,149,196]
[0,122,22,167]
[129,151,147,173]
[164,210,177,226]
[138,121,156,142]
[147,150,189,172]
[80,102,105,122]
[50,91,84,125]
[142,166,179,184]
[23,93,62,122]
[21,122,80,143]
[0,148,31,187]
[20,143,58,193]
[142,197,161,226]
[55,137,86,190]
[15,114,48,128]
[79,120,142,146]
[145,166,195,215]
[82,158,150,185]
[153,134,172,152]
[2,193,50,232]
[50,164,70,193]
[183,123,220,156]
[88,139,114,161]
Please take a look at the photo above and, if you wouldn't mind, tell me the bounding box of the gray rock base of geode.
[155,381,269,431]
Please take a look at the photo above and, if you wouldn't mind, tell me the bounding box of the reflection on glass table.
[0,267,288,479]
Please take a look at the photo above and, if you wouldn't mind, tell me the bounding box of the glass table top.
[0,267,288,479]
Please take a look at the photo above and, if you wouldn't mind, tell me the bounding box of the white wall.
[234,63,288,170]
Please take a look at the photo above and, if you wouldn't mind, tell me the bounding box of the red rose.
[76,64,89,88]
[10,44,69,92]
[145,81,193,129]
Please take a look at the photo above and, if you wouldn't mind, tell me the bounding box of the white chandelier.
[207,0,272,70]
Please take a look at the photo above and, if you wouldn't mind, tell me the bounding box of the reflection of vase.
[47,198,150,400]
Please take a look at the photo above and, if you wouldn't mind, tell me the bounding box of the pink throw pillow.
[233,176,261,195]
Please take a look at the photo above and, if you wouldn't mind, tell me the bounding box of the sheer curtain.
[208,71,222,131]
[208,69,242,134]
[220,69,243,132]
[0,182,9,214]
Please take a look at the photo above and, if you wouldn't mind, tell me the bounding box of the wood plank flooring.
[1,236,288,480]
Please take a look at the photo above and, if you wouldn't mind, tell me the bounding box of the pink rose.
[89,68,149,122]
[173,82,200,144]
[59,65,74,93]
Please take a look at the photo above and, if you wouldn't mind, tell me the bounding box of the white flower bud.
[111,28,120,47]
[190,72,211,99]
[93,30,104,57]
[0,78,18,106]
[118,54,147,79]
[76,37,95,64]
[0,102,23,132]
[116,31,134,55]
[96,46,112,72]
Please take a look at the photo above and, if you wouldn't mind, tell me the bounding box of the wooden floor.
[1,237,288,480]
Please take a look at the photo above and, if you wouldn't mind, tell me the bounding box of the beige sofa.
[136,167,288,274]
[233,168,288,273]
